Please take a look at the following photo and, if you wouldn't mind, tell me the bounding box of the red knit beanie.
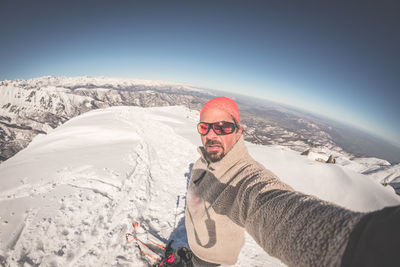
[200,97,241,124]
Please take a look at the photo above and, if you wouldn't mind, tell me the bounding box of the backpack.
[156,241,193,267]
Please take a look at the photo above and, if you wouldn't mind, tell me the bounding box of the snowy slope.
[0,76,214,163]
[0,106,399,266]
[248,144,399,211]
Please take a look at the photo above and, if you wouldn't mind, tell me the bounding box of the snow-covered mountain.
[0,76,212,162]
[0,106,399,266]
[1,76,399,195]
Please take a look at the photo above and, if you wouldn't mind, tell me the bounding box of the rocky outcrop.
[326,155,336,164]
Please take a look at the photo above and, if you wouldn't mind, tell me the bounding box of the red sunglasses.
[197,121,237,135]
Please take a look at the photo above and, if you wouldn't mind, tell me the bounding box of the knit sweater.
[185,137,365,266]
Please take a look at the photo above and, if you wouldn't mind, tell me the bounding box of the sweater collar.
[198,136,248,174]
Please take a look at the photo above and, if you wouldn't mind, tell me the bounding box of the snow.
[248,144,399,212]
[337,156,391,174]
[0,106,399,266]
[368,163,400,184]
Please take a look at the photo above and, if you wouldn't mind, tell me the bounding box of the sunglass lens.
[198,123,210,135]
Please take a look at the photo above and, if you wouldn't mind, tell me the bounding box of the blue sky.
[1,0,399,145]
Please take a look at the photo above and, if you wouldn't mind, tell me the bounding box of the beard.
[205,140,225,162]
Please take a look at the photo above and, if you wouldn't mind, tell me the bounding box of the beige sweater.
[185,137,364,266]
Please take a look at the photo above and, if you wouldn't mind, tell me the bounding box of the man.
[179,97,399,267]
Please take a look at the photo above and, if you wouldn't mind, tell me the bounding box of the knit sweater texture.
[185,137,365,266]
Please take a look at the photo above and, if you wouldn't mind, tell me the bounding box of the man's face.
[200,108,242,162]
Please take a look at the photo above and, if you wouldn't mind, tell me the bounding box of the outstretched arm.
[234,169,364,266]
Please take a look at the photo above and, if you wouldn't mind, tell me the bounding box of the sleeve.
[234,169,365,267]
[340,205,400,267]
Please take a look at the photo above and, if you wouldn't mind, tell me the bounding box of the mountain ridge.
[1,76,399,194]
[0,76,213,162]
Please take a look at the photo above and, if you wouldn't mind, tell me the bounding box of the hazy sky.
[1,0,399,145]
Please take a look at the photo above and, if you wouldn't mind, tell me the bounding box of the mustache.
[205,140,222,146]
